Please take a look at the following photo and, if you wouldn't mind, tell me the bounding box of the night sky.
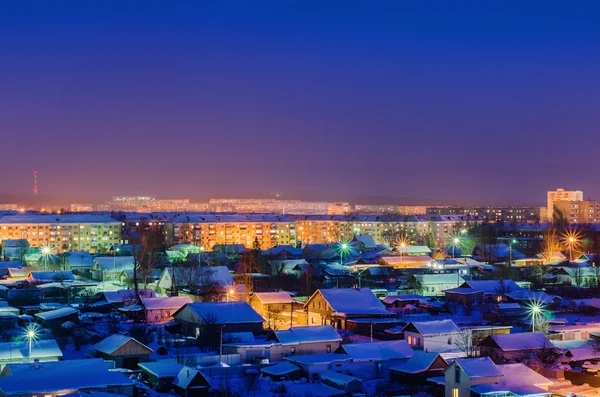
[2,1,599,206]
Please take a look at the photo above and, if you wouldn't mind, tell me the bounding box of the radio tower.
[33,170,38,195]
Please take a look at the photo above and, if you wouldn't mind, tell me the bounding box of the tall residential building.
[547,188,583,221]
[553,200,599,224]
[0,204,18,211]
[426,206,542,223]
[0,214,121,253]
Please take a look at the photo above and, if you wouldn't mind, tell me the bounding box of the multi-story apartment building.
[427,206,542,223]
[293,214,480,247]
[547,188,583,221]
[0,214,121,253]
[0,204,18,211]
[553,200,600,224]
[209,199,350,215]
[169,214,296,250]
[70,203,94,212]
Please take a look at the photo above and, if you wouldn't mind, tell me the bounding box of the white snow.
[270,325,341,344]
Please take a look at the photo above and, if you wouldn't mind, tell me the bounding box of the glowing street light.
[530,304,541,332]
[41,245,53,271]
[452,237,460,259]
[508,239,517,266]
[25,325,38,362]
[226,288,235,302]
[338,242,350,267]
[568,236,576,262]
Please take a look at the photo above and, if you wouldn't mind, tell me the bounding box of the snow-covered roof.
[64,252,94,267]
[0,339,63,360]
[93,334,153,355]
[461,280,521,295]
[416,273,465,285]
[340,340,413,361]
[1,239,29,247]
[159,266,233,288]
[94,256,134,271]
[138,362,184,378]
[28,271,75,282]
[0,358,133,394]
[173,366,210,389]
[352,235,377,249]
[470,363,553,396]
[269,325,341,344]
[443,287,484,295]
[142,296,192,311]
[285,352,351,365]
[252,291,294,304]
[390,351,444,374]
[505,290,559,305]
[379,255,433,266]
[483,332,553,352]
[320,371,362,386]
[395,245,432,255]
[102,289,155,303]
[562,344,600,362]
[454,357,501,378]
[262,245,303,256]
[402,319,460,336]
[260,362,301,376]
[382,294,424,304]
[179,301,264,324]
[317,288,389,316]
[35,307,78,321]
[0,214,119,224]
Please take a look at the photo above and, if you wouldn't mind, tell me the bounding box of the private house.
[35,307,79,328]
[414,274,465,297]
[444,358,553,397]
[262,245,303,260]
[383,294,424,309]
[95,289,156,310]
[303,288,392,330]
[265,259,310,277]
[1,240,29,261]
[561,345,600,366]
[139,362,184,392]
[26,271,75,285]
[351,235,377,252]
[223,325,342,363]
[444,288,484,306]
[393,245,432,256]
[91,334,153,369]
[63,251,94,273]
[249,291,296,330]
[284,353,352,381]
[321,371,364,394]
[260,362,303,381]
[472,244,526,263]
[484,303,523,322]
[358,266,395,285]
[141,296,193,324]
[156,266,233,293]
[0,262,21,279]
[303,244,337,262]
[336,340,413,377]
[91,256,134,282]
[173,301,264,337]
[401,319,461,353]
[457,280,522,302]
[390,351,448,385]
[378,255,432,269]
[478,332,556,362]
[0,339,63,367]
[0,358,134,397]
[6,268,27,280]
[172,366,213,397]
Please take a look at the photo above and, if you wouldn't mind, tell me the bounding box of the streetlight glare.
[27,330,36,339]
[41,247,51,254]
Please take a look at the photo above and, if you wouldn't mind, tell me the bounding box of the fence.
[159,353,241,367]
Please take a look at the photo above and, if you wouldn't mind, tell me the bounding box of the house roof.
[382,294,424,304]
[352,235,377,249]
[339,340,413,361]
[160,266,233,288]
[141,296,192,311]
[35,307,78,321]
[416,273,464,285]
[252,291,294,305]
[0,339,63,361]
[454,357,501,378]
[390,351,445,374]
[178,301,264,324]
[461,280,521,295]
[102,289,155,303]
[138,362,184,378]
[285,353,350,365]
[505,290,559,305]
[320,371,362,386]
[481,332,553,352]
[93,334,153,355]
[28,271,75,282]
[402,319,460,336]
[470,363,553,396]
[395,245,432,255]
[260,362,302,376]
[64,252,94,267]
[94,256,134,272]
[0,359,132,394]
[316,288,389,316]
[379,255,432,266]
[173,367,211,389]
[268,325,341,344]
[262,245,303,256]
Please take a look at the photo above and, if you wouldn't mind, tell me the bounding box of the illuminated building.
[553,200,600,224]
[170,214,296,250]
[0,204,18,211]
[427,206,542,223]
[547,188,583,221]
[0,214,121,253]
[209,198,350,214]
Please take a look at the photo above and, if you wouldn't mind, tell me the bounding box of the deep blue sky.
[1,1,599,205]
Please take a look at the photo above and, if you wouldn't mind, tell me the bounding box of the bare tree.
[455,329,477,357]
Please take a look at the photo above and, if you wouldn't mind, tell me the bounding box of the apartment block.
[553,200,599,224]
[547,188,583,221]
[0,214,121,253]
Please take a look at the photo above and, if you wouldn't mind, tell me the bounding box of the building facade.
[547,188,584,221]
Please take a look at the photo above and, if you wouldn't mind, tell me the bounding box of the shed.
[91,334,153,369]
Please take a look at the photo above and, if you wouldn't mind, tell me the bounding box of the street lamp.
[568,236,576,262]
[25,326,38,362]
[399,242,407,267]
[452,238,460,260]
[226,288,235,302]
[530,304,541,332]
[338,242,350,266]
[508,239,517,266]
[41,246,52,271]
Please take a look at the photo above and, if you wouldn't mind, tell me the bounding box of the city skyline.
[3,1,600,205]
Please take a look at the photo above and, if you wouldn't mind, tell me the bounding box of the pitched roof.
[252,291,294,304]
[35,307,78,321]
[352,235,377,249]
[138,362,184,378]
[482,332,553,351]
[173,367,211,389]
[28,271,75,282]
[93,334,153,355]
[402,319,460,336]
[461,280,521,295]
[390,351,445,374]
[141,296,192,310]
[160,266,232,288]
[470,363,553,396]
[268,326,341,344]
[316,288,389,316]
[94,256,134,271]
[0,339,63,361]
[0,359,132,394]
[455,357,501,378]
[178,301,264,324]
[260,362,302,376]
[340,340,413,361]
